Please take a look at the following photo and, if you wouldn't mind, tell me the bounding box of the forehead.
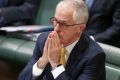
[55,2,75,22]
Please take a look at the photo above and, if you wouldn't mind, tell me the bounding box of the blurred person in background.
[85,0,120,48]
[0,0,40,27]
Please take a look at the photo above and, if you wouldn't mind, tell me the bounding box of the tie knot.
[61,47,67,54]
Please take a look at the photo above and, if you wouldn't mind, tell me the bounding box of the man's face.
[53,2,81,46]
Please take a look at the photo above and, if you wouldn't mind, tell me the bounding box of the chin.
[60,41,67,46]
[60,38,66,45]
[60,40,64,44]
[60,41,63,44]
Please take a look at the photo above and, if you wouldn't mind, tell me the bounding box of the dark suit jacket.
[18,32,106,80]
[85,0,120,47]
[0,0,40,26]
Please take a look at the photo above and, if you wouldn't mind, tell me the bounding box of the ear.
[77,24,86,33]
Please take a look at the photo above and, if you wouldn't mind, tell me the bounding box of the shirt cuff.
[51,65,65,79]
[32,62,44,77]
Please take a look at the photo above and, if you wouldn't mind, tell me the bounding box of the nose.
[54,24,61,31]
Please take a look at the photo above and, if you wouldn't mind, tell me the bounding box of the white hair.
[60,0,89,24]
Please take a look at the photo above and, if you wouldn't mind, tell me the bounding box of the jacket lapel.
[44,63,54,80]
[65,33,89,77]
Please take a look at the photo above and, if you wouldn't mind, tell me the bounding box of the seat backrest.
[0,35,35,65]
[98,42,120,66]
[106,64,120,80]
[34,0,59,25]
[98,42,120,80]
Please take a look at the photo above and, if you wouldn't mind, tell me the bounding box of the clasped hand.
[39,31,61,69]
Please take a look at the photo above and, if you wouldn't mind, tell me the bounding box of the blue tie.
[85,0,94,10]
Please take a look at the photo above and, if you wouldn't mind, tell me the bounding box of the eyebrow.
[54,17,67,23]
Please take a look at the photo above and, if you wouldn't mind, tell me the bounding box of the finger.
[51,36,54,48]
[50,32,55,48]
[52,32,57,48]
[44,37,49,50]
[48,36,52,49]
[48,32,53,48]
[42,37,49,59]
[54,31,60,47]
[52,31,57,45]
[52,31,56,47]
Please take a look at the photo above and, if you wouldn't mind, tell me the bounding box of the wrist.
[37,57,48,69]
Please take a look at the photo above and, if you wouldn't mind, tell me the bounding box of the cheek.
[65,29,77,39]
[60,31,71,41]
[58,31,67,43]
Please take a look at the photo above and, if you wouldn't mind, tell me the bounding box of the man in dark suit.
[18,0,106,80]
[85,0,120,47]
[0,0,40,27]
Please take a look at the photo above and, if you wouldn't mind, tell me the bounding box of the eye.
[59,22,67,27]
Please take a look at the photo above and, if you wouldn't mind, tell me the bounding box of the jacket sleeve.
[18,35,44,80]
[18,32,50,80]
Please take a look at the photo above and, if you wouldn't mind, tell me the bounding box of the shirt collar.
[65,39,79,55]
